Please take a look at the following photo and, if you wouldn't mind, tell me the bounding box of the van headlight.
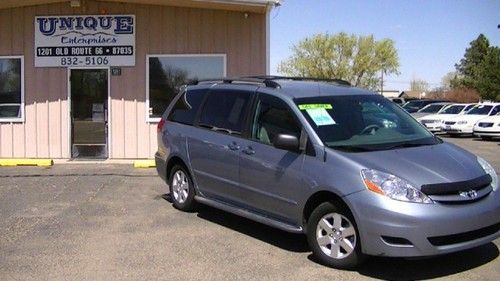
[477,157,498,191]
[361,169,433,203]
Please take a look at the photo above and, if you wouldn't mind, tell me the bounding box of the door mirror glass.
[274,134,299,151]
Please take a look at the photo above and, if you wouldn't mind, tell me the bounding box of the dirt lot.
[0,137,499,280]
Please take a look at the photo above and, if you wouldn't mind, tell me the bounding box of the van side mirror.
[274,134,300,152]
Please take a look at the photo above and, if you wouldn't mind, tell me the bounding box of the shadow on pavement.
[195,204,309,253]
[356,242,499,280]
[159,193,498,278]
[472,137,500,142]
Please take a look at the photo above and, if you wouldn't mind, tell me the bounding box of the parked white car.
[411,102,451,119]
[417,103,475,132]
[441,103,500,135]
[473,112,500,140]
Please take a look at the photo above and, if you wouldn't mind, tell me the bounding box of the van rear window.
[168,89,207,126]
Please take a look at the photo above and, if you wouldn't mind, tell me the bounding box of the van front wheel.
[307,202,364,269]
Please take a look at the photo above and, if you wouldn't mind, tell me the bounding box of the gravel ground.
[0,137,498,281]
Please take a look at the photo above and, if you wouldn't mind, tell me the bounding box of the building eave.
[0,0,279,13]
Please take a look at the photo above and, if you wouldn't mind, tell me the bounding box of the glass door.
[70,69,108,159]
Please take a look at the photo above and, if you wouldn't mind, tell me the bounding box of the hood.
[411,112,431,119]
[477,115,500,123]
[418,114,456,121]
[329,142,486,189]
[418,113,440,121]
[449,114,490,123]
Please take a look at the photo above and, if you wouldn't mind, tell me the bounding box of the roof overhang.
[0,0,279,13]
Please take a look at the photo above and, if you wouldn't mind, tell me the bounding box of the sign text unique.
[35,15,135,67]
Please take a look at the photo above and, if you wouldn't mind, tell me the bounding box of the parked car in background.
[389,97,405,105]
[155,76,500,269]
[411,102,451,119]
[417,103,475,133]
[442,103,500,135]
[473,112,500,140]
[402,99,448,113]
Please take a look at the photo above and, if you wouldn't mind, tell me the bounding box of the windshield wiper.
[328,145,375,152]
[383,142,434,150]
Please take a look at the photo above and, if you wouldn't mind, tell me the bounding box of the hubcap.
[316,212,356,259]
[172,170,189,204]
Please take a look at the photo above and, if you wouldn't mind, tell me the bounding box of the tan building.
[0,0,276,159]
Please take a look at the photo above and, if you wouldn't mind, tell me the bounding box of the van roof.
[187,76,376,98]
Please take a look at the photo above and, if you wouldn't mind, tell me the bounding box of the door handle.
[228,142,240,151]
[242,146,255,155]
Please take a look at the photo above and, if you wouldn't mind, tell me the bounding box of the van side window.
[251,94,301,145]
[168,89,207,126]
[198,90,251,134]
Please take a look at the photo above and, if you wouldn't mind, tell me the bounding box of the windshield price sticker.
[298,104,333,110]
[306,108,336,126]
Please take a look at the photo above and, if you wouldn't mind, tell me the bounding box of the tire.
[481,136,492,141]
[168,165,197,211]
[307,202,364,269]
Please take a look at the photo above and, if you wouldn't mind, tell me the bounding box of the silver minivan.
[155,77,499,269]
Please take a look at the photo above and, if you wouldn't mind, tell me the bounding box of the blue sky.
[269,0,500,91]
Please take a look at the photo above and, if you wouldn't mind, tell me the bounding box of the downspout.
[265,1,280,75]
[265,3,272,75]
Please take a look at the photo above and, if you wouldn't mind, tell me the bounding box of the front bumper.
[441,124,473,134]
[345,190,500,257]
[473,129,500,137]
[422,123,442,132]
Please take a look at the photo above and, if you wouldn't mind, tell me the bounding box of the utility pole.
[380,69,384,95]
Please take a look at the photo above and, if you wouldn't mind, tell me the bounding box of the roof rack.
[246,75,352,86]
[187,77,281,88]
[186,76,351,89]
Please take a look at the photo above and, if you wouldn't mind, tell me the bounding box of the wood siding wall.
[0,0,266,158]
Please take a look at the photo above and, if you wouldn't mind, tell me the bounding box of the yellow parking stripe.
[0,159,53,167]
[133,159,156,168]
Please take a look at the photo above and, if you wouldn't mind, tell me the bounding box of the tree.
[440,71,458,91]
[475,46,500,101]
[453,34,490,89]
[453,34,500,101]
[445,88,480,103]
[410,79,429,92]
[277,32,400,90]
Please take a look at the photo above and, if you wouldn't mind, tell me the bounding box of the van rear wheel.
[169,165,197,211]
[307,202,364,269]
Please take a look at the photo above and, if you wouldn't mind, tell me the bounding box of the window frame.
[0,56,24,123]
[145,54,227,123]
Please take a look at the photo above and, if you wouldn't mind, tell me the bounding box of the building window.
[146,54,226,121]
[0,56,24,122]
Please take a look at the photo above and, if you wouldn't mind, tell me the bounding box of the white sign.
[34,15,135,67]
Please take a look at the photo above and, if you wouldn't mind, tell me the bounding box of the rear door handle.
[242,146,255,155]
[228,142,240,151]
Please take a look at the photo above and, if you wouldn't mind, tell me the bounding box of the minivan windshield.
[466,105,492,115]
[439,104,465,114]
[295,95,439,152]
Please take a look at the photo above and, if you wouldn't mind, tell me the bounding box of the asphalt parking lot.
[0,137,499,281]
